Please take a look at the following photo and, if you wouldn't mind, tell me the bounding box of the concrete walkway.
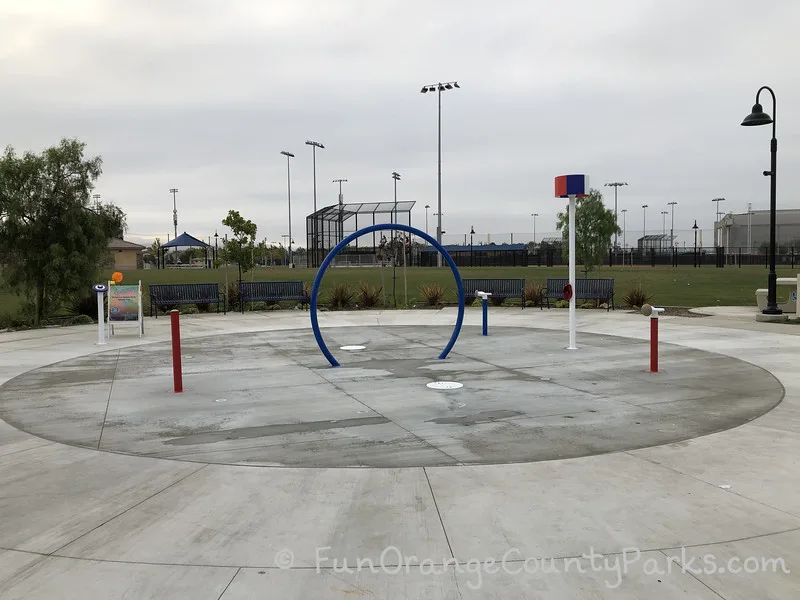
[0,307,798,598]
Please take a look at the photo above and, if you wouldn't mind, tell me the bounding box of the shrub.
[328,283,355,309]
[555,300,569,308]
[490,296,505,307]
[294,282,312,309]
[68,314,94,326]
[420,283,446,306]
[358,283,382,308]
[71,294,98,318]
[179,305,199,315]
[524,282,545,307]
[250,302,267,311]
[622,284,653,309]
[196,302,211,313]
[225,282,240,311]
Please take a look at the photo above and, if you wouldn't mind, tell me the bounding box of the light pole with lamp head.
[305,141,324,214]
[470,225,475,267]
[169,188,179,238]
[421,80,460,266]
[642,204,648,247]
[214,231,218,267]
[280,151,294,268]
[620,209,628,265]
[668,201,677,248]
[604,181,627,249]
[692,220,699,268]
[333,178,347,244]
[741,86,782,316]
[531,213,538,246]
[661,210,668,236]
[424,204,430,239]
[712,197,726,248]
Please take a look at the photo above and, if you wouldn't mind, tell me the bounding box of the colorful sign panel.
[554,174,589,198]
[108,285,140,322]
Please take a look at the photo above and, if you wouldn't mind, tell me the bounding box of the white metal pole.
[568,195,577,350]
[96,291,106,345]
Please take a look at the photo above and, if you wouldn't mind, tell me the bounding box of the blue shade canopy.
[161,232,210,248]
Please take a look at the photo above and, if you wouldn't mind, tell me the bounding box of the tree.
[0,139,126,326]
[146,238,162,266]
[556,188,620,273]
[221,210,257,281]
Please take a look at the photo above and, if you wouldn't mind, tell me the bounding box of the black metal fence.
[608,247,799,268]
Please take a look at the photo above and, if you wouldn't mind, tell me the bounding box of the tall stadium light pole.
[391,172,401,224]
[668,201,677,248]
[305,141,324,214]
[604,182,627,249]
[661,210,668,236]
[747,202,753,251]
[169,188,179,238]
[421,80,460,266]
[642,204,648,248]
[92,193,101,203]
[333,178,347,204]
[333,178,347,244]
[531,213,538,245]
[712,197,726,247]
[424,204,430,239]
[741,86,780,315]
[391,172,401,247]
[621,209,627,249]
[280,151,294,268]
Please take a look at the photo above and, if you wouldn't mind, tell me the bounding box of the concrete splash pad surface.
[0,325,782,467]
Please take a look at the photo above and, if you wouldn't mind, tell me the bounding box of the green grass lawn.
[3,264,795,321]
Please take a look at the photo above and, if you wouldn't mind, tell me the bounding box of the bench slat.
[149,283,224,317]
[543,278,615,311]
[239,281,305,313]
[462,278,525,309]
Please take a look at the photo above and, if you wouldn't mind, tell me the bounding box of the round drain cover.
[340,345,366,350]
[427,381,463,390]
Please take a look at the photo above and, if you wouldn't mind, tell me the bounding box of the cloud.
[1,0,799,246]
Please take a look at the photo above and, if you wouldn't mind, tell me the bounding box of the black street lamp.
[470,225,475,267]
[692,220,699,268]
[741,86,780,315]
[214,230,219,268]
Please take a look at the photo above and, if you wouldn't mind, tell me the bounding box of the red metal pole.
[170,309,183,392]
[650,316,658,373]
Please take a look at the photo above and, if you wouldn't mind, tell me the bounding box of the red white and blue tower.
[555,174,589,350]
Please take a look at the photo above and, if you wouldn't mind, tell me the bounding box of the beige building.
[108,239,145,270]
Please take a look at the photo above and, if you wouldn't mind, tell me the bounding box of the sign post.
[555,174,589,350]
[641,303,665,372]
[476,291,492,336]
[92,284,108,345]
[107,280,144,338]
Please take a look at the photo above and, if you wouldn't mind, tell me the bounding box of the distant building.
[108,239,145,270]
[716,209,800,250]
[637,234,675,251]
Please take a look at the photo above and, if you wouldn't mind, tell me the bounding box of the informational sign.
[107,280,144,337]
[108,285,139,321]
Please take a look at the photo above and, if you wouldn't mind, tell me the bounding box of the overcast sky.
[2,0,800,247]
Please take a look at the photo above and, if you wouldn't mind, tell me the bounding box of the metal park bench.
[463,278,526,309]
[543,278,615,311]
[238,281,306,313]
[149,283,225,317]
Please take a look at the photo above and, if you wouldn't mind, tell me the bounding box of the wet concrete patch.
[165,416,391,445]
[426,410,524,426]
[0,325,784,467]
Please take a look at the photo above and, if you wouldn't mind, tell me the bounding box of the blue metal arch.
[310,223,465,367]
